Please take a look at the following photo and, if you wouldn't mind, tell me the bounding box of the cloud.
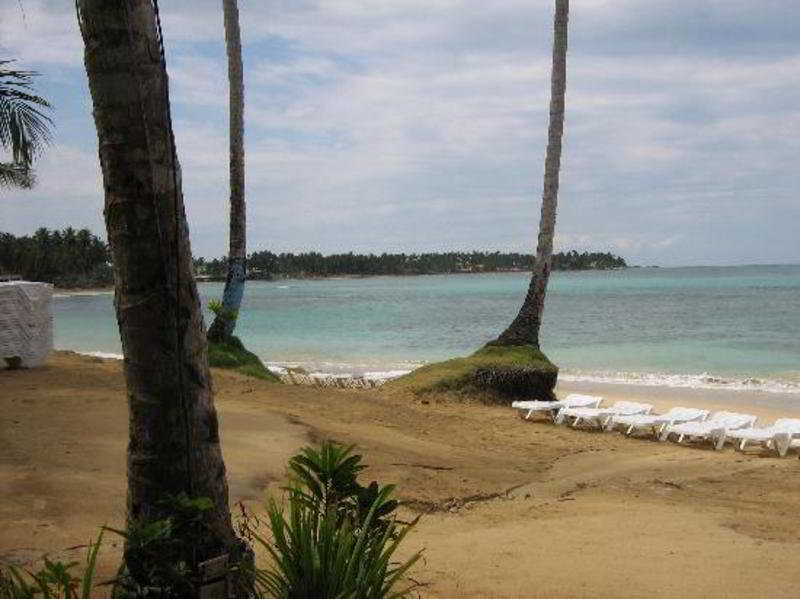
[2,0,798,266]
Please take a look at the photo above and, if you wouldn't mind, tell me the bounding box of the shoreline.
[69,350,800,414]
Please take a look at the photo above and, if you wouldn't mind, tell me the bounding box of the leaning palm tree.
[489,0,569,349]
[76,0,243,583]
[0,61,53,188]
[207,0,246,341]
[384,1,568,403]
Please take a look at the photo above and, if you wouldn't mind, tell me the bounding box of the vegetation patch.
[207,335,281,382]
[383,344,558,404]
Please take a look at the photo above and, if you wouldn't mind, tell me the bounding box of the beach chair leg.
[677,434,685,444]
[738,439,747,451]
[774,434,790,458]
[714,433,727,451]
[626,424,634,436]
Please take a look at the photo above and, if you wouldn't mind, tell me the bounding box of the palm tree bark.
[208,0,246,341]
[76,0,237,557]
[491,0,569,348]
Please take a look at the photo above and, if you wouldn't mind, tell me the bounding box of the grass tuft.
[382,344,558,404]
[207,335,281,382]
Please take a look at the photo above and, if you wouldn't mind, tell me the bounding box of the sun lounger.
[723,418,800,456]
[773,435,800,457]
[660,411,757,449]
[511,393,602,422]
[556,400,653,430]
[609,407,709,437]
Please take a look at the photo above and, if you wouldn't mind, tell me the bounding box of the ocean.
[54,265,800,394]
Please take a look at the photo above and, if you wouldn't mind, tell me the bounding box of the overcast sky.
[1,0,798,266]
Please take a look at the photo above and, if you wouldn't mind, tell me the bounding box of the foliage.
[104,494,218,598]
[0,228,111,287]
[286,444,398,540]
[0,60,53,189]
[209,298,238,323]
[252,442,421,599]
[207,335,281,382]
[195,250,627,279]
[383,344,558,404]
[0,532,102,599]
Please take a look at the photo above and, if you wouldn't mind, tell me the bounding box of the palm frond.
[0,161,34,188]
[0,60,54,166]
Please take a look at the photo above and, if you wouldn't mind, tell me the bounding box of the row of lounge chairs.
[511,394,800,456]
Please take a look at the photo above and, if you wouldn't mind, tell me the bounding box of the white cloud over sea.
[1,0,798,265]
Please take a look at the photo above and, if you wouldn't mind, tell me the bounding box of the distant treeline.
[1,228,626,287]
[196,250,626,279]
[0,228,112,288]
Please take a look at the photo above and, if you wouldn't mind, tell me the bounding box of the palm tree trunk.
[208,0,246,341]
[491,0,569,349]
[76,0,237,557]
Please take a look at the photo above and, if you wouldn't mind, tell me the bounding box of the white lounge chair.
[609,406,709,438]
[723,418,800,456]
[773,435,800,457]
[511,393,602,422]
[556,400,653,430]
[660,411,757,449]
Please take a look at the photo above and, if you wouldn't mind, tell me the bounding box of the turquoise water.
[54,265,800,393]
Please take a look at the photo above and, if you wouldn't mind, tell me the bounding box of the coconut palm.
[490,0,569,348]
[75,0,240,575]
[0,61,53,188]
[208,0,246,341]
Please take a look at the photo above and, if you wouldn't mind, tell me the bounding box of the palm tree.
[489,0,569,349]
[75,0,241,575]
[207,0,246,341]
[0,61,53,188]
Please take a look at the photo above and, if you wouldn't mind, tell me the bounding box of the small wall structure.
[0,281,54,368]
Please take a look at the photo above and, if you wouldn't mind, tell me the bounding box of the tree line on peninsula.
[199,249,626,279]
[0,228,626,287]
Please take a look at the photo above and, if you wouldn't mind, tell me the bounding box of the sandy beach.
[2,351,800,598]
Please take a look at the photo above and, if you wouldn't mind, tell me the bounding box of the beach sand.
[2,351,799,597]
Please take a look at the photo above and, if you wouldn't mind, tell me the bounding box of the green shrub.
[104,494,218,598]
[253,442,421,599]
[0,532,102,599]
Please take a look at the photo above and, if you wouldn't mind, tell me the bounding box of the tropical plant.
[104,494,218,597]
[76,0,242,575]
[0,532,102,599]
[286,443,399,540]
[0,60,53,188]
[208,0,247,341]
[253,443,420,598]
[489,0,570,349]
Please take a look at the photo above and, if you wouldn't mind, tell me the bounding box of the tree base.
[207,336,281,382]
[382,345,558,405]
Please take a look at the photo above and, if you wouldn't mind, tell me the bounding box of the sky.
[1,0,798,266]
